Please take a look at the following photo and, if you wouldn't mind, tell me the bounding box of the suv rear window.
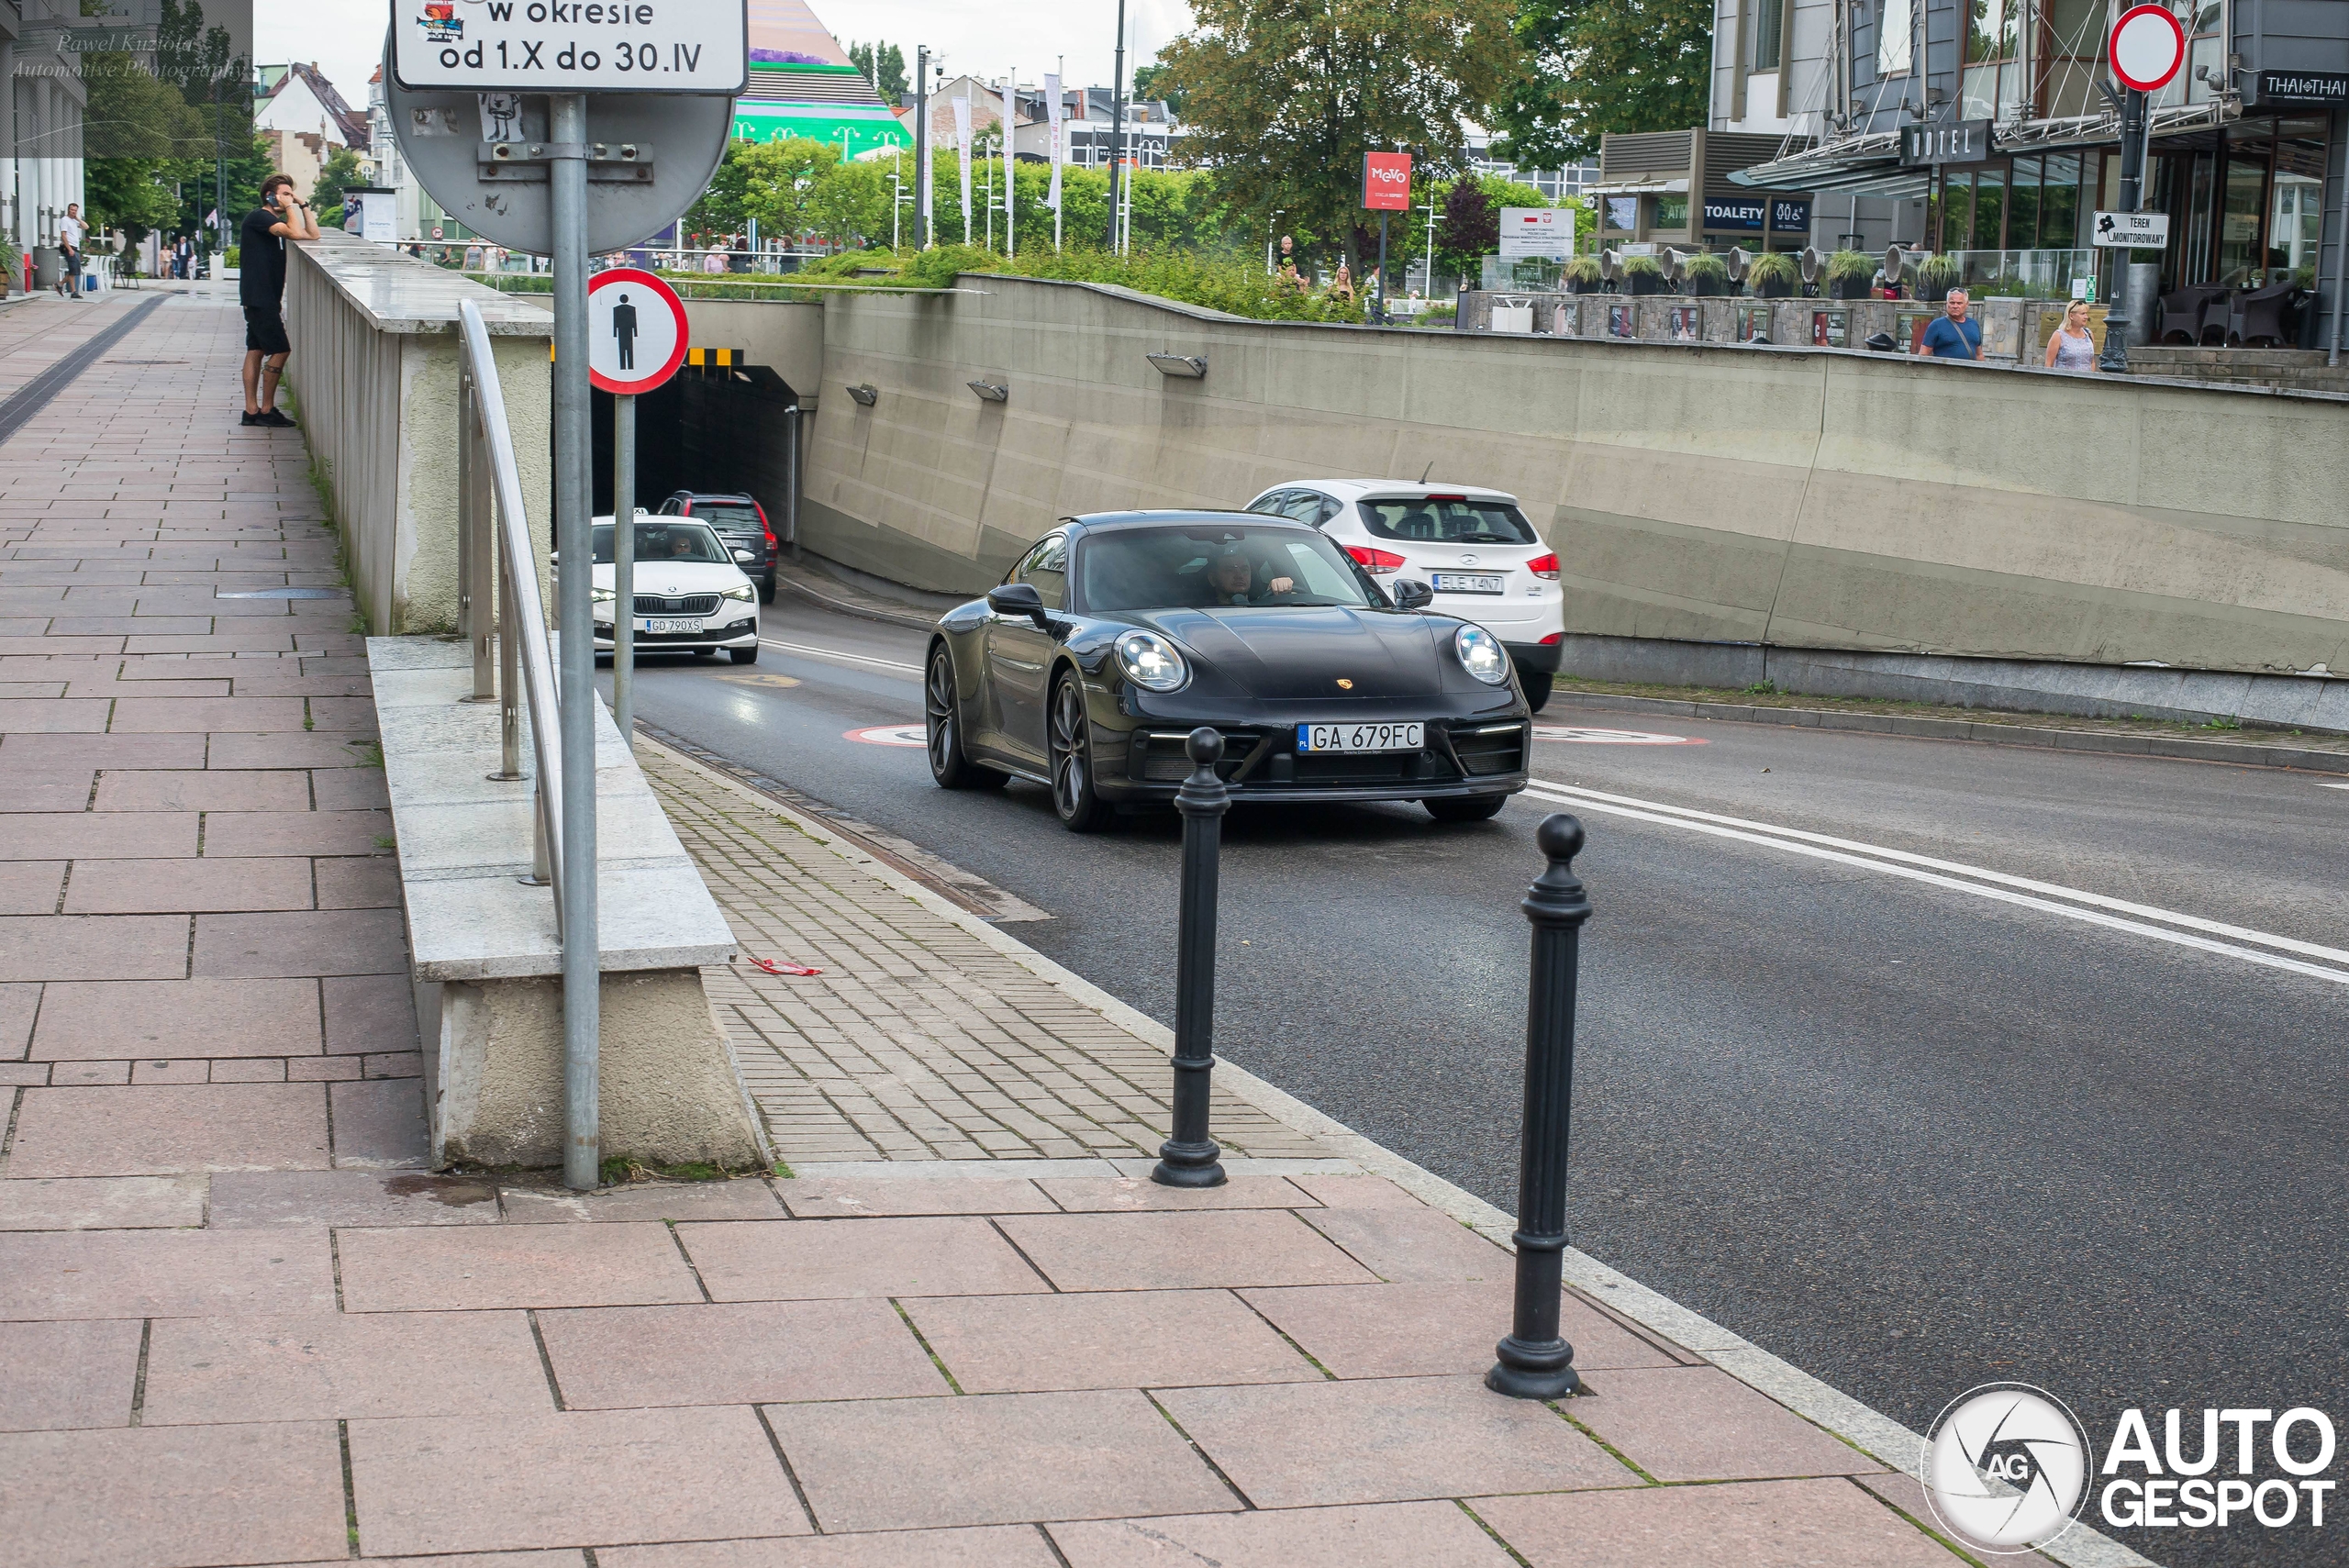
[687,501,763,530]
[1357,496,1537,545]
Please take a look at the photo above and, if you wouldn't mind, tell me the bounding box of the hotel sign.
[1899,119,1993,166]
[2259,71,2349,102]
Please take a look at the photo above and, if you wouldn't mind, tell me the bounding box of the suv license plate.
[640,617,705,635]
[1297,721,1424,753]
[1431,573,1505,595]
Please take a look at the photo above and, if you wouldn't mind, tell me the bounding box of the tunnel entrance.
[590,363,802,533]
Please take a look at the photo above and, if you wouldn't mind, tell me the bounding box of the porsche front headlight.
[1454,623,1510,685]
[1115,629,1189,693]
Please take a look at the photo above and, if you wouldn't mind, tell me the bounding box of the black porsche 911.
[923,511,1532,831]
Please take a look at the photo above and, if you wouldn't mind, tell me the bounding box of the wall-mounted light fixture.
[845,383,879,406]
[967,380,1009,403]
[1146,353,1208,379]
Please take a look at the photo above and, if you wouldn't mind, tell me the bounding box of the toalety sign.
[391,0,748,93]
[1920,1385,2339,1554]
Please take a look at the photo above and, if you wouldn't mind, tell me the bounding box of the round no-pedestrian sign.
[586,268,688,395]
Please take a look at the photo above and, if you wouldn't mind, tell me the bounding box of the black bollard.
[1487,812,1592,1399]
[1152,727,1230,1188]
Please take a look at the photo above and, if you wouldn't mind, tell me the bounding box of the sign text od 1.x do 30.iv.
[391,0,748,94]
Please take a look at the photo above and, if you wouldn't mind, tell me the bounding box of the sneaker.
[258,409,297,428]
[239,411,263,427]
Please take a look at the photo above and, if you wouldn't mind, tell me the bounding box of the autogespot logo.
[1920,1384,2093,1552]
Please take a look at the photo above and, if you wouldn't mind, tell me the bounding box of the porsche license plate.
[640,617,704,635]
[1297,721,1424,753]
[1431,573,1505,595]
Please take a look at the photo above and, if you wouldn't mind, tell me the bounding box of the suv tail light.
[753,500,775,550]
[1346,545,1407,576]
[1527,551,1560,580]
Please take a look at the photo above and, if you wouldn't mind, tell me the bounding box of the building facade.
[4,0,90,253]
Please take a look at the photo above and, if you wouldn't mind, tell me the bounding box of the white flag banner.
[952,96,974,244]
[1043,72,1063,214]
[1002,69,1017,258]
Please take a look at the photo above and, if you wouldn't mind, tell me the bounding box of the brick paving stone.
[90,768,310,811]
[330,1076,429,1166]
[903,1288,1321,1394]
[317,853,402,907]
[192,907,407,976]
[0,810,196,860]
[678,1216,1049,1301]
[0,913,188,981]
[0,1228,336,1319]
[206,730,379,769]
[1565,1365,1887,1482]
[597,1528,1059,1568]
[537,1299,947,1408]
[348,1406,809,1555]
[128,1057,211,1083]
[31,977,322,1059]
[1036,1174,1318,1212]
[339,1222,707,1312]
[141,1310,554,1424]
[1300,1206,1514,1284]
[6,1082,331,1176]
[0,1420,348,1568]
[208,1169,501,1228]
[202,807,392,857]
[1241,1282,1682,1380]
[0,1318,142,1429]
[325,972,419,1054]
[0,1174,207,1230]
[768,1388,1241,1532]
[774,1175,1058,1218]
[0,860,66,912]
[1153,1375,1636,1507]
[1286,1173,1429,1207]
[499,1179,784,1223]
[63,855,315,912]
[1469,1477,1960,1567]
[995,1211,1379,1292]
[1049,1501,1520,1567]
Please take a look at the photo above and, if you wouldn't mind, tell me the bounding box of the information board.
[1497,207,1574,260]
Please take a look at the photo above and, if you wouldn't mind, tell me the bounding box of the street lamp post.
[914,47,931,250]
[2097,82,2146,374]
[1106,0,1127,251]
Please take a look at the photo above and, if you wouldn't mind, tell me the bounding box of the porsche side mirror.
[986,583,1050,625]
[1391,579,1435,611]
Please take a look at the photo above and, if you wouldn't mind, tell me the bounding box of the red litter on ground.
[745,957,822,977]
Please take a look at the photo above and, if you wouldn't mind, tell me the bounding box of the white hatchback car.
[588,514,763,664]
[1241,480,1564,708]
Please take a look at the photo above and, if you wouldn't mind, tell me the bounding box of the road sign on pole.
[587,268,687,394]
[2109,4,2186,93]
[391,0,748,95]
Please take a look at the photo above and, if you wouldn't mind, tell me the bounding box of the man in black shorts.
[240,173,318,428]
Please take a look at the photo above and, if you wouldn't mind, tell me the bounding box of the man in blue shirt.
[1921,289,1983,360]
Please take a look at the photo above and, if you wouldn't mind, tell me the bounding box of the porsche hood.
[1132,606,1448,700]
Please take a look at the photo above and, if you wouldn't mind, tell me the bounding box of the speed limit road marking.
[844,724,928,748]
[1533,727,1709,746]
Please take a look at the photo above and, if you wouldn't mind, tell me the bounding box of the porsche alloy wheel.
[1049,673,1114,831]
[926,646,1004,790]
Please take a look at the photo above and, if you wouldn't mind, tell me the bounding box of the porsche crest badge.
[1335,678,1353,689]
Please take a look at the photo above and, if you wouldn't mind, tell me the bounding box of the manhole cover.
[217,587,347,600]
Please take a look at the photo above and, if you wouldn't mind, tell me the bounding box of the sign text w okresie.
[393,0,750,94]
[1363,152,1411,211]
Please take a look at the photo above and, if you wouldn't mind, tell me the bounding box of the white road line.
[1520,783,2349,986]
[2313,780,2349,793]
[758,637,922,674]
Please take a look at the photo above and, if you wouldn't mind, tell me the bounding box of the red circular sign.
[585,268,690,396]
[2109,4,2187,93]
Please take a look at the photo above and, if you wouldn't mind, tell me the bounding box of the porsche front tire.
[1048,673,1115,832]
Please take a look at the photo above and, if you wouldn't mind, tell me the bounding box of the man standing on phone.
[240,174,318,428]
[56,203,84,297]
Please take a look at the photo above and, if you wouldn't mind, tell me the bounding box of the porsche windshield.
[1078,526,1378,612]
[591,521,730,565]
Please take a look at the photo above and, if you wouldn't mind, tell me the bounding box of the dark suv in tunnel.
[656,491,776,603]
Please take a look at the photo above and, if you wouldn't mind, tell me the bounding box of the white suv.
[1241,480,1564,709]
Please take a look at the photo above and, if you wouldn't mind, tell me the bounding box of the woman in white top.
[2044,300,2099,372]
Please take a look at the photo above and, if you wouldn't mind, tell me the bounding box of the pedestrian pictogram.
[584,268,687,395]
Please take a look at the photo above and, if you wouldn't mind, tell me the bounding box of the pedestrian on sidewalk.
[56,203,84,298]
[240,174,318,429]
[2043,299,2100,372]
[1921,288,1982,361]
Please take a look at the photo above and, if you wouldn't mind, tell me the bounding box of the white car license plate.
[640,617,704,635]
[1297,721,1424,753]
[1431,573,1505,595]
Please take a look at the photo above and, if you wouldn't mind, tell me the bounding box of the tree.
[848,41,908,101]
[1158,0,1517,272]
[1494,0,1712,168]
[312,145,364,225]
[1130,61,1186,118]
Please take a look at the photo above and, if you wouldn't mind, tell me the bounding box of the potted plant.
[1826,250,1876,300]
[1564,255,1604,294]
[1682,252,1730,297]
[1622,254,1666,296]
[1918,252,1959,305]
[1747,250,1797,298]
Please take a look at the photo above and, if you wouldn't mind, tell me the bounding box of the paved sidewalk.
[1,287,2050,1567]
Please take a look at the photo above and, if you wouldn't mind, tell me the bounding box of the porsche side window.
[1018,534,1068,611]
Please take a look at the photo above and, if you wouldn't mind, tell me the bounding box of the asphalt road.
[612,599,2349,1568]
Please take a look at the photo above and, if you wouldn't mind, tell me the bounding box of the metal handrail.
[454,297,565,912]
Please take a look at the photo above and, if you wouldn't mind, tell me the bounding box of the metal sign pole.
[550,92,601,1193]
[2099,87,2146,373]
[614,394,637,748]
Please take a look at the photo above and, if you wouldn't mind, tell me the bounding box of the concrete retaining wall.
[802,274,2349,691]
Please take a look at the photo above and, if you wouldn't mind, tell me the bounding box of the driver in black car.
[1206,547,1297,606]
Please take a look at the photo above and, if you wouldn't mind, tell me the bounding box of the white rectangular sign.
[390,0,747,94]
[2091,209,2170,248]
[1497,206,1575,260]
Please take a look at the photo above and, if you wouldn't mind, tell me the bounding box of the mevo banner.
[1363,152,1413,211]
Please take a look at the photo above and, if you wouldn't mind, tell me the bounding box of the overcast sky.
[259,0,1195,116]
